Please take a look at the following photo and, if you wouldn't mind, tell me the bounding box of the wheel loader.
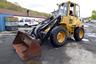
[12,1,84,60]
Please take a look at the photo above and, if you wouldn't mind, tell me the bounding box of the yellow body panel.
[60,16,69,25]
[44,1,83,37]
[45,27,51,32]
[60,16,83,36]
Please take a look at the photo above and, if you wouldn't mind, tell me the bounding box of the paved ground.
[0,22,96,64]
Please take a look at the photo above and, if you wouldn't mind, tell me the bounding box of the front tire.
[50,26,67,47]
[74,27,84,41]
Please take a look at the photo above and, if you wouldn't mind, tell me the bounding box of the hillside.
[0,0,50,18]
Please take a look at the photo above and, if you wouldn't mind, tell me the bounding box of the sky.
[7,0,96,18]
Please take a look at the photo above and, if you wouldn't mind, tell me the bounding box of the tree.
[0,0,6,2]
[0,0,49,18]
[91,10,96,20]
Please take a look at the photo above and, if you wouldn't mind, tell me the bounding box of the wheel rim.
[57,31,65,43]
[79,29,84,38]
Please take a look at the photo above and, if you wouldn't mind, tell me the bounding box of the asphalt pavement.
[0,22,96,64]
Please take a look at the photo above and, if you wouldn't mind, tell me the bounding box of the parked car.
[5,16,18,31]
[18,19,38,27]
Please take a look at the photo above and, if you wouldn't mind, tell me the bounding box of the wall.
[0,13,12,31]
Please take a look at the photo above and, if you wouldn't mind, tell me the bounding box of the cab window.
[76,5,80,17]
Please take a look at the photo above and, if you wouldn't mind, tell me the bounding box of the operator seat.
[70,10,73,16]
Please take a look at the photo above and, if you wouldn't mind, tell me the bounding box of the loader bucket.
[12,31,41,60]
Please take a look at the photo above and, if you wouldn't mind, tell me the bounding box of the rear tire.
[50,26,67,47]
[74,27,84,41]
[24,24,28,27]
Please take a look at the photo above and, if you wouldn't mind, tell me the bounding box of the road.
[0,22,96,64]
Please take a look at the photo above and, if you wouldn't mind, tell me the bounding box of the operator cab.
[69,2,80,17]
[52,1,80,18]
[52,2,68,17]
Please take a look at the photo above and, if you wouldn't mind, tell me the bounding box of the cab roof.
[59,1,78,7]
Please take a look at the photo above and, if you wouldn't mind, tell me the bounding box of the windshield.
[52,3,68,17]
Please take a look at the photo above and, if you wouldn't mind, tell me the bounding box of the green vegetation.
[91,10,96,20]
[5,17,18,22]
[0,0,50,18]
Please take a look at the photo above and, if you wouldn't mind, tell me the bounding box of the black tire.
[74,27,84,41]
[50,26,67,47]
[24,24,28,27]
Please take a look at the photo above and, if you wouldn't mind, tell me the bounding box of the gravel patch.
[82,38,89,42]
[84,24,89,28]
[0,40,3,44]
[0,31,16,36]
[86,33,96,37]
[65,43,96,64]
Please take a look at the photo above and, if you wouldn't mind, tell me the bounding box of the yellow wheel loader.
[12,1,84,60]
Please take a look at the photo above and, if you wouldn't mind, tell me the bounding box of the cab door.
[68,3,78,33]
[69,4,81,26]
[68,3,81,33]
[69,3,76,25]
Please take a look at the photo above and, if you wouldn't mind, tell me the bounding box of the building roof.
[0,8,46,18]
